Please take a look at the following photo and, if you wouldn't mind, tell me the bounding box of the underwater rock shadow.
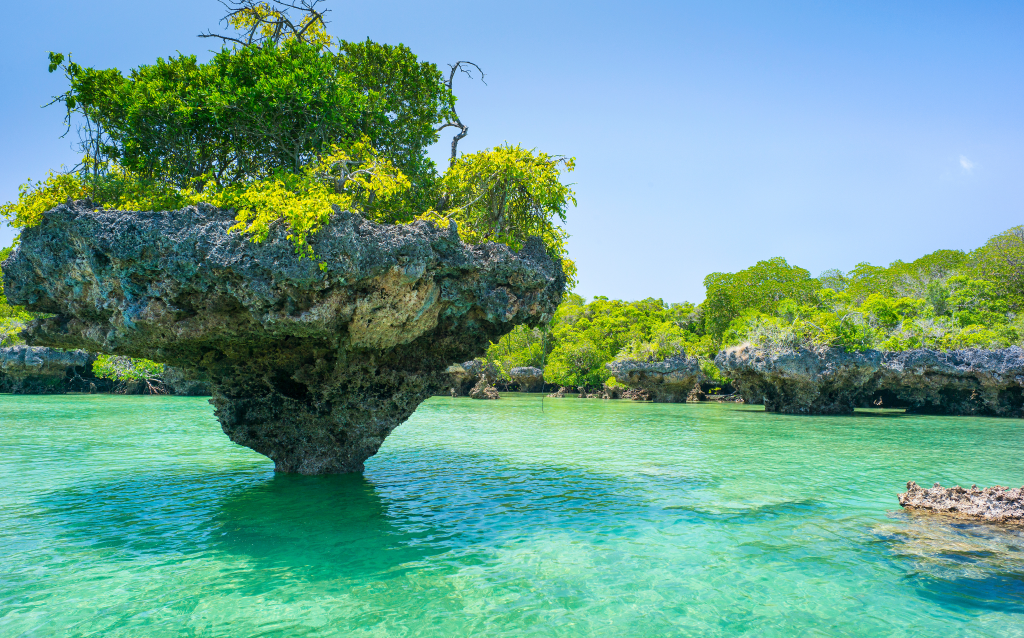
[29,469,449,583]
[207,473,446,582]
[32,450,703,584]
[875,511,1024,613]
[662,498,827,524]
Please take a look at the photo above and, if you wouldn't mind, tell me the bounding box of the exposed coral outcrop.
[715,344,1024,416]
[605,354,705,403]
[898,481,1024,523]
[715,345,882,414]
[3,201,563,473]
[468,377,500,400]
[686,382,706,403]
[444,360,483,396]
[509,366,544,392]
[0,345,93,394]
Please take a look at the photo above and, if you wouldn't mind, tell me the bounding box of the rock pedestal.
[3,202,563,473]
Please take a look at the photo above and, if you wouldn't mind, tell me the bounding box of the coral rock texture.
[162,367,212,396]
[444,360,482,396]
[509,366,545,392]
[605,353,705,403]
[468,378,500,400]
[716,344,1024,416]
[3,202,563,473]
[0,345,93,394]
[898,481,1024,523]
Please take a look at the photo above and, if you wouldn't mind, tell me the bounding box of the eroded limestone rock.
[898,481,1024,523]
[3,202,563,473]
[605,353,705,403]
[163,366,212,396]
[0,345,93,394]
[715,344,1024,416]
[468,378,500,400]
[509,366,544,392]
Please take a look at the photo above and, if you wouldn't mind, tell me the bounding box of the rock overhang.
[3,201,565,473]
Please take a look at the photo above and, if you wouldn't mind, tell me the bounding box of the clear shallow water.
[1,394,1022,637]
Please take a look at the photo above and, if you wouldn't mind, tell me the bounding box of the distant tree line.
[477,226,1024,390]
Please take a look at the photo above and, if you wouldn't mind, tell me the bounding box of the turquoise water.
[1,395,1022,637]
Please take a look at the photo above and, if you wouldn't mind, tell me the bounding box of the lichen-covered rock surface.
[605,354,705,403]
[0,345,94,394]
[898,481,1024,523]
[3,202,563,473]
[716,344,1024,416]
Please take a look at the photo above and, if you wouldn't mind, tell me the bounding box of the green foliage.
[702,257,819,342]
[48,39,449,194]
[1,142,410,262]
[963,226,1024,305]
[92,355,164,381]
[420,145,577,288]
[481,325,547,382]
[0,245,33,346]
[7,35,576,271]
[483,295,720,389]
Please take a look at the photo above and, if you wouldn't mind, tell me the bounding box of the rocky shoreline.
[9,334,1024,420]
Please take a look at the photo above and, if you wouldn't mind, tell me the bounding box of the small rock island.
[898,481,1024,523]
[3,202,564,473]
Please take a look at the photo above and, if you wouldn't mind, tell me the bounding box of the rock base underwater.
[3,202,563,473]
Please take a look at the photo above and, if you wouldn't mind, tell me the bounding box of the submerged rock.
[898,481,1024,524]
[715,344,1024,416]
[3,202,563,473]
[510,366,544,392]
[605,353,705,403]
[0,345,93,394]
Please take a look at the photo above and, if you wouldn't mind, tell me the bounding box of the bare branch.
[436,61,486,174]
[198,0,331,48]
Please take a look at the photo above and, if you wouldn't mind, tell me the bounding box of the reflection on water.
[1,394,1023,636]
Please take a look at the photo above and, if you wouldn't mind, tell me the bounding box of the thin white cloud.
[959,155,974,172]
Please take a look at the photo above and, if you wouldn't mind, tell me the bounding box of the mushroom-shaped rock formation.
[605,353,705,403]
[509,366,544,392]
[715,345,883,414]
[898,481,1024,524]
[0,345,93,394]
[716,344,1024,416]
[3,202,564,473]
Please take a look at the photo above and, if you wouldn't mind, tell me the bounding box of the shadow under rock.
[31,469,448,583]
[208,473,448,582]
[33,449,711,584]
[876,511,1024,613]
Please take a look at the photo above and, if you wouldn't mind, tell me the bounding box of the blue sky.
[2,1,1022,302]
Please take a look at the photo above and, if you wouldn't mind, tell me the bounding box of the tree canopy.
[3,1,576,280]
[477,225,1024,390]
